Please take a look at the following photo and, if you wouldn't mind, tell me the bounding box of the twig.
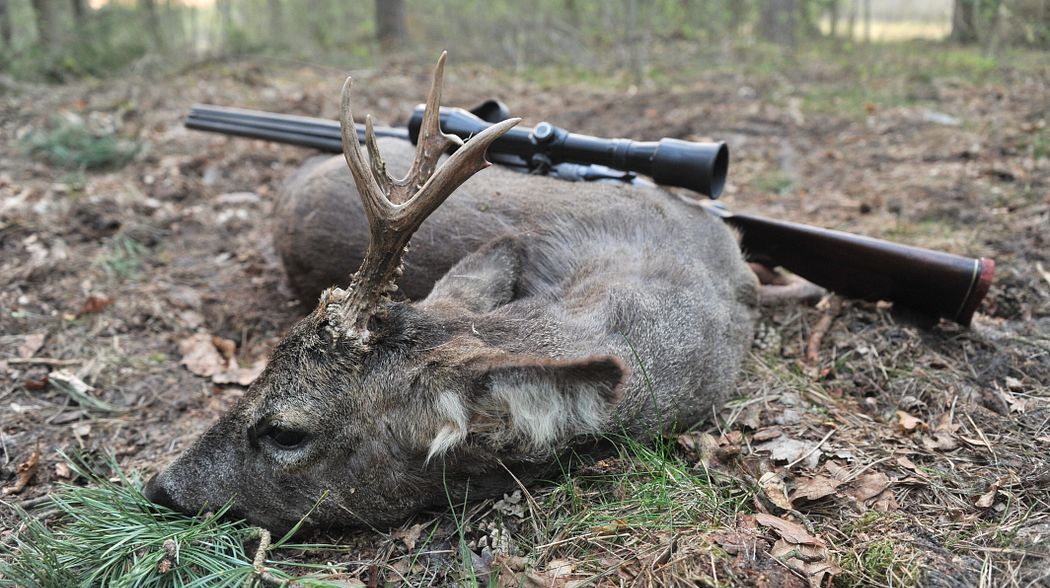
[785,428,837,470]
[3,358,82,366]
[805,297,842,365]
[249,528,304,587]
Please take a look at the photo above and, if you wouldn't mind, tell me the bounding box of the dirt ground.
[1,46,1048,586]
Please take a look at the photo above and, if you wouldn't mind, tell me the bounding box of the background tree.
[0,0,13,50]
[759,0,799,46]
[376,0,406,52]
[952,0,979,42]
[139,0,165,50]
[30,0,59,53]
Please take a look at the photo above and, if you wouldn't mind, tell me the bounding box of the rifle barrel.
[184,105,995,325]
[185,105,406,152]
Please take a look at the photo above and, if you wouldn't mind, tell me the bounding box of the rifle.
[184,103,994,326]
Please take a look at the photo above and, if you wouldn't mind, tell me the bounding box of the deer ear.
[469,355,627,451]
[424,237,522,313]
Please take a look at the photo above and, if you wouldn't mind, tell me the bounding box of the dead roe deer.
[145,54,758,532]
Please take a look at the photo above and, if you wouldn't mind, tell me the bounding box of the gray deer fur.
[145,58,758,533]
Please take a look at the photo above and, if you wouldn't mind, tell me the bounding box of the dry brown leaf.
[845,471,891,504]
[824,460,850,481]
[78,294,114,316]
[2,446,40,495]
[545,559,574,578]
[179,333,266,386]
[771,538,842,588]
[18,333,45,359]
[179,333,227,378]
[934,413,959,434]
[55,461,72,479]
[975,478,1002,508]
[870,489,899,512]
[755,436,822,469]
[760,471,793,510]
[753,426,783,442]
[211,359,267,386]
[960,435,992,449]
[895,410,924,433]
[754,513,825,547]
[922,432,958,452]
[392,522,424,550]
[792,475,842,502]
[211,335,237,361]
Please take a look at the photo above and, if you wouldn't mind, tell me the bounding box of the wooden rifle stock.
[183,104,995,325]
[705,206,994,325]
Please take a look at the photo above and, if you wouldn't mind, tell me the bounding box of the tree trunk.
[267,0,283,45]
[564,0,580,27]
[759,0,797,46]
[862,0,871,43]
[980,0,1003,54]
[30,0,58,52]
[828,0,840,37]
[139,0,165,50]
[71,0,87,20]
[0,0,13,49]
[951,0,979,43]
[846,0,857,40]
[728,0,748,35]
[376,0,406,52]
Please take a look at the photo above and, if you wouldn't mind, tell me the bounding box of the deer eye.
[264,426,309,450]
[252,419,310,451]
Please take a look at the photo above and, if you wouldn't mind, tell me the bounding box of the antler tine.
[386,51,462,205]
[339,76,388,217]
[326,54,519,343]
[399,116,520,223]
[364,115,394,199]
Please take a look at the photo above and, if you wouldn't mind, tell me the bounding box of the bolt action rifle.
[184,102,994,326]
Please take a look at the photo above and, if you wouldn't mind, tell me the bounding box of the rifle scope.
[408,106,728,198]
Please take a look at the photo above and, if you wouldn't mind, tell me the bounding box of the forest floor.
[1,42,1049,587]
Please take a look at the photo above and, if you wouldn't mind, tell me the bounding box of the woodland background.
[1,1,1048,587]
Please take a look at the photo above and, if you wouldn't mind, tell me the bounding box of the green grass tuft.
[25,120,138,171]
[0,453,348,587]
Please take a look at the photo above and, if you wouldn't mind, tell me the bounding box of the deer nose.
[143,473,177,511]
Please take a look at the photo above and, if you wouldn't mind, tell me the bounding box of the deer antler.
[324,52,520,342]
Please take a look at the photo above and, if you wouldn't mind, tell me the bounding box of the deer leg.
[749,262,825,305]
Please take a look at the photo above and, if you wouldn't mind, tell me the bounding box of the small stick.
[805,297,842,365]
[785,428,837,470]
[4,358,82,366]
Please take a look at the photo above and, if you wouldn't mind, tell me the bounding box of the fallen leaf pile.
[178,333,266,386]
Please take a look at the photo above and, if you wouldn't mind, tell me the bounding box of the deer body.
[146,56,757,532]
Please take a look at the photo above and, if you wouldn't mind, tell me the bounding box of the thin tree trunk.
[623,0,645,85]
[951,0,978,43]
[862,0,871,43]
[829,0,840,37]
[980,0,1003,55]
[564,0,580,27]
[0,0,13,49]
[267,0,283,46]
[759,0,797,46]
[30,0,58,52]
[140,0,165,50]
[376,0,406,52]
[846,0,857,40]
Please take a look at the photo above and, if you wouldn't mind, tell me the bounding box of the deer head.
[144,54,626,532]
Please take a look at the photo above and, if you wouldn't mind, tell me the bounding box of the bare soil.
[1,48,1048,586]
